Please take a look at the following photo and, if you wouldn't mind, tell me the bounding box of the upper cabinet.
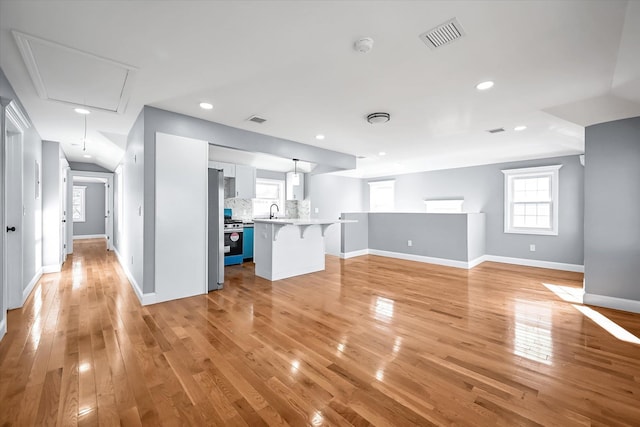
[286,172,305,200]
[235,164,256,199]
[208,161,235,177]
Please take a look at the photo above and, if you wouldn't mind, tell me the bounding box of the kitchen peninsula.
[253,218,354,281]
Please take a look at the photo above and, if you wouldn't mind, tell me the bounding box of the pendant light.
[82,114,88,152]
[292,158,300,186]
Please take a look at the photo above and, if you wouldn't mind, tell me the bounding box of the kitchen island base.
[254,222,326,281]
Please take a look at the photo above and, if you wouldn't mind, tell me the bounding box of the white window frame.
[253,178,285,217]
[502,165,562,236]
[72,185,86,223]
[368,180,395,212]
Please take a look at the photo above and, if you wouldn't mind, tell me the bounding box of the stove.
[224,219,244,231]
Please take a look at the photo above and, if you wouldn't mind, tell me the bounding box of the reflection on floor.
[1,239,640,425]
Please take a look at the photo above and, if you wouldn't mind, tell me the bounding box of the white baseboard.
[22,268,43,305]
[340,249,370,259]
[338,249,582,273]
[113,247,156,306]
[42,264,62,274]
[73,234,106,240]
[482,255,584,273]
[0,317,6,341]
[583,293,640,314]
[368,249,471,269]
[468,255,488,269]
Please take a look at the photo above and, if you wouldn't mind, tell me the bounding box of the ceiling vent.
[12,31,136,114]
[487,127,505,134]
[419,18,465,50]
[247,115,267,124]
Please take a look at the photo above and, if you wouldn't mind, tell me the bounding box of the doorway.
[67,170,114,253]
[2,99,31,338]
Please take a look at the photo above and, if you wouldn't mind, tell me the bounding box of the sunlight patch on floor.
[543,283,583,303]
[573,305,640,345]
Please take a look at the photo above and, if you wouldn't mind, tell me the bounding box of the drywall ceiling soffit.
[543,94,640,127]
[12,31,137,113]
[72,176,108,183]
[208,144,316,173]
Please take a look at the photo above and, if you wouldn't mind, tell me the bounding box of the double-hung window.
[368,180,395,212]
[253,178,284,217]
[502,165,561,235]
[72,185,86,222]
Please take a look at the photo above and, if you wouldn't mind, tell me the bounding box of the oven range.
[224,220,244,266]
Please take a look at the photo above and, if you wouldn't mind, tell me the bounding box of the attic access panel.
[13,31,136,113]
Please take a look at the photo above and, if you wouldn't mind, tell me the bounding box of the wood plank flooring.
[1,238,640,426]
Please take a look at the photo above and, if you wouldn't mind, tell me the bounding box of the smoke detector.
[354,37,374,54]
[366,112,390,124]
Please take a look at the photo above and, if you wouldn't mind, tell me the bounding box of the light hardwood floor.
[1,239,639,426]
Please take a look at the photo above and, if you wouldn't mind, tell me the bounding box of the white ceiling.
[1,1,639,177]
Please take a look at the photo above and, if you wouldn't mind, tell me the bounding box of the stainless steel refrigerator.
[208,169,224,290]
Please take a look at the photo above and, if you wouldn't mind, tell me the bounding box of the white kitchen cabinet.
[208,161,235,177]
[286,172,305,200]
[234,164,256,199]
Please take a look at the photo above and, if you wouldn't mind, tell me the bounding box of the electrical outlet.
[408,240,412,247]
[529,244,536,252]
[314,207,319,214]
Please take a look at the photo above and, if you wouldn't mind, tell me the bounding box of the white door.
[155,132,208,303]
[60,167,68,264]
[105,177,113,250]
[5,130,23,309]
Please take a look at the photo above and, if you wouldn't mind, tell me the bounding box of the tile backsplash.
[224,198,309,220]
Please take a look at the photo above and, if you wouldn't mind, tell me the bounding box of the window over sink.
[253,178,285,217]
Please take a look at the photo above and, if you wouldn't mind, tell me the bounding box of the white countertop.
[253,218,356,225]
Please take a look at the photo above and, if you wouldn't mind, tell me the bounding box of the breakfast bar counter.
[253,219,354,281]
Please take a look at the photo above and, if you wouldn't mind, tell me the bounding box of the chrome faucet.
[269,203,279,219]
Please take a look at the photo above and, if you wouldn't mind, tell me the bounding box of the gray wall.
[308,174,364,255]
[41,141,63,268]
[117,110,145,292]
[341,212,369,253]
[68,161,111,173]
[368,213,470,261]
[72,182,105,236]
[584,116,640,302]
[1,67,43,328]
[363,155,584,265]
[257,169,286,181]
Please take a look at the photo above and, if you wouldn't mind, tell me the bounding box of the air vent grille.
[419,18,465,49]
[248,115,266,124]
[487,127,505,134]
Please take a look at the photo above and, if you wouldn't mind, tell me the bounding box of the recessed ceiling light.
[74,108,90,115]
[475,81,494,91]
[83,154,92,158]
[199,102,213,110]
[315,134,325,140]
[514,125,527,131]
[378,151,387,156]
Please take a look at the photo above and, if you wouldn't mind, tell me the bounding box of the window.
[502,165,562,235]
[253,178,285,217]
[369,180,395,212]
[72,185,86,222]
[424,199,464,213]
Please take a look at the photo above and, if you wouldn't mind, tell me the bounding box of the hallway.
[1,239,639,425]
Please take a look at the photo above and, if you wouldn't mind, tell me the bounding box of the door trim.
[68,170,114,252]
[1,98,31,339]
